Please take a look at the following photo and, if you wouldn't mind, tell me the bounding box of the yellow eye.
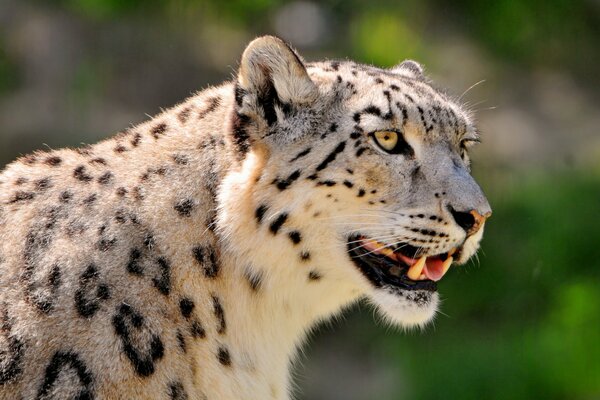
[373,131,398,151]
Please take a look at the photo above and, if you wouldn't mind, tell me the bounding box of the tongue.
[423,258,445,281]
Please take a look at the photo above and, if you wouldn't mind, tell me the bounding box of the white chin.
[368,286,439,329]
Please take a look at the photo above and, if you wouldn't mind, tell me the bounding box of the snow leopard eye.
[371,130,413,155]
[373,131,397,151]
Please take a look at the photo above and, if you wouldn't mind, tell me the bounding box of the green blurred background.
[1,1,599,399]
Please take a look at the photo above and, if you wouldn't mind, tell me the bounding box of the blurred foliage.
[0,44,19,94]
[46,0,600,82]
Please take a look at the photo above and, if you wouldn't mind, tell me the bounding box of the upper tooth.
[442,256,453,275]
[448,248,457,256]
[407,256,427,280]
[379,247,395,257]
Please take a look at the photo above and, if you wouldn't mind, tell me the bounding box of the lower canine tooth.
[442,256,453,275]
[407,256,427,280]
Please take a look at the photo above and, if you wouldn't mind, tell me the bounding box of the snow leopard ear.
[235,36,318,126]
[389,60,425,80]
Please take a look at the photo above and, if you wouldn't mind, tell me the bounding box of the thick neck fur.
[124,84,361,398]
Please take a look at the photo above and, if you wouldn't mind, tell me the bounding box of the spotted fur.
[0,36,490,399]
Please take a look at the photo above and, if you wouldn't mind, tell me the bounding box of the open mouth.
[347,234,458,292]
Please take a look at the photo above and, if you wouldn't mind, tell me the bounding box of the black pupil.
[372,131,414,157]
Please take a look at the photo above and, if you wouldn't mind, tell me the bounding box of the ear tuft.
[390,60,425,80]
[238,36,318,109]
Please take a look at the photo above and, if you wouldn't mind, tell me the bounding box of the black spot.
[288,231,302,245]
[44,156,62,166]
[97,171,113,185]
[350,131,361,139]
[355,147,367,157]
[35,177,52,191]
[192,245,220,278]
[0,308,24,385]
[114,144,127,153]
[131,133,142,147]
[153,257,171,296]
[212,295,226,335]
[217,346,231,366]
[132,186,145,200]
[97,236,116,252]
[83,193,97,205]
[357,189,366,197]
[363,105,381,116]
[234,84,246,107]
[126,248,143,275]
[177,330,187,353]
[353,113,361,122]
[114,209,127,224]
[346,168,354,174]
[289,147,312,162]
[375,78,384,84]
[172,154,190,165]
[315,141,346,171]
[245,268,263,292]
[174,199,195,217]
[21,154,38,164]
[255,204,268,224]
[116,187,128,197]
[273,169,301,191]
[8,191,35,204]
[390,84,400,91]
[197,96,221,119]
[308,270,322,281]
[90,157,106,166]
[75,264,111,318]
[190,320,206,339]
[179,298,195,319]
[300,251,311,261]
[230,112,251,156]
[306,174,318,180]
[343,180,354,188]
[321,123,338,139]
[73,166,93,183]
[36,351,94,400]
[269,213,288,235]
[178,106,192,123]
[169,381,189,400]
[112,303,164,377]
[317,180,336,187]
[330,61,340,71]
[151,123,168,139]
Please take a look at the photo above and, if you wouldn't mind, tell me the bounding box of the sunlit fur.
[0,36,490,399]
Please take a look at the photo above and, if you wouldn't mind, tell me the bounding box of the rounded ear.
[237,36,318,115]
[389,60,425,80]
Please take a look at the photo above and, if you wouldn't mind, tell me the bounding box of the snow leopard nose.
[447,206,491,236]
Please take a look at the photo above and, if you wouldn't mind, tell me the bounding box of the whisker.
[458,79,486,101]
[347,240,411,258]
[465,99,487,111]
